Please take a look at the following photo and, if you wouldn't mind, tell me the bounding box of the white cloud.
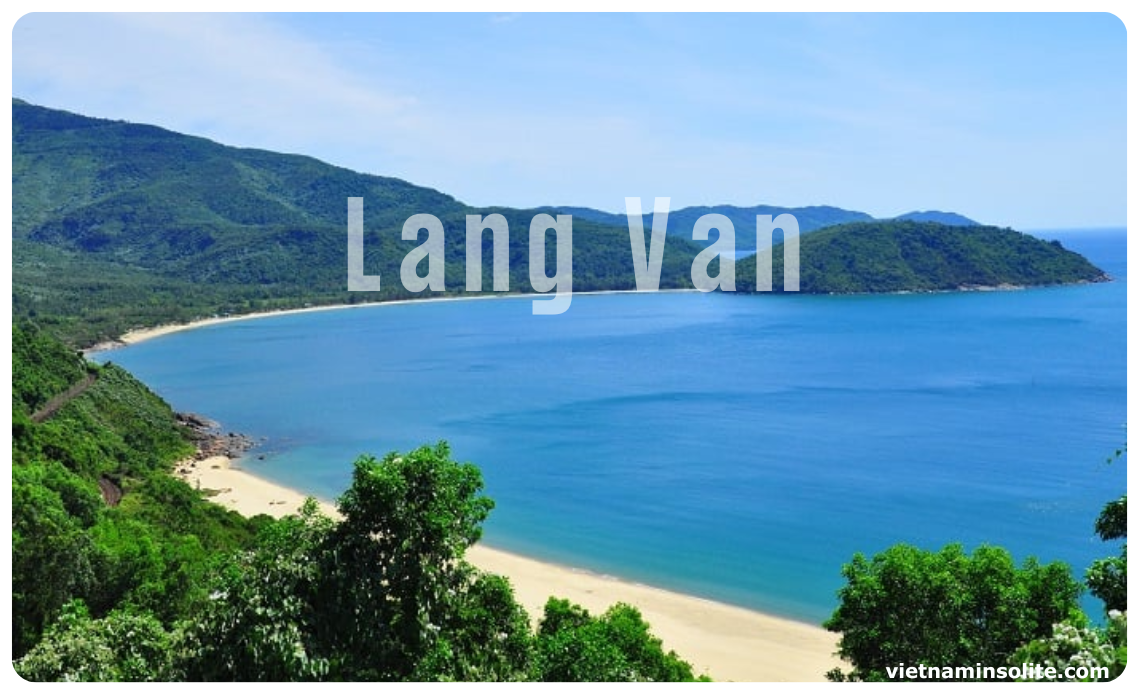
[13,13,418,162]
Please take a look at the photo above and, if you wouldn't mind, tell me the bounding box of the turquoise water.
[104,230,1126,624]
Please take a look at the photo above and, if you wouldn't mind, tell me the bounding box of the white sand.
[90,290,699,351]
[175,455,842,681]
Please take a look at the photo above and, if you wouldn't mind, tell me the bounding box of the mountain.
[12,99,705,344]
[735,220,1107,294]
[12,99,1107,345]
[893,210,979,226]
[550,204,873,251]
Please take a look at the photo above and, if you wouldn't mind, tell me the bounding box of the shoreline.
[85,276,1112,354]
[86,289,700,353]
[176,454,841,681]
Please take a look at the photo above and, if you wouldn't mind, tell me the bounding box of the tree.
[531,598,701,682]
[1010,611,1126,681]
[11,463,97,656]
[411,572,533,681]
[184,444,532,682]
[823,543,1082,681]
[1010,447,1128,682]
[312,442,497,679]
[180,499,334,681]
[15,602,177,682]
[1086,497,1126,614]
[1086,449,1126,613]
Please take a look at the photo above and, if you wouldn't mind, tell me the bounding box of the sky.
[9,12,1128,229]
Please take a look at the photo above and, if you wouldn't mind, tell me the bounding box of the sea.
[102,229,1127,625]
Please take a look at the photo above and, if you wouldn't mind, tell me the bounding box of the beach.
[86,290,698,353]
[175,453,842,681]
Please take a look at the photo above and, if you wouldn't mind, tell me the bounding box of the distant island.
[893,210,979,226]
[11,98,1107,346]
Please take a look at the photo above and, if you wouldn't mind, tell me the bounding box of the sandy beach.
[176,454,842,681]
[86,289,698,353]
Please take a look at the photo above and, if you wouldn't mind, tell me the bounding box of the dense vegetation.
[736,220,1107,294]
[11,323,263,658]
[823,544,1082,681]
[551,206,980,251]
[11,324,703,681]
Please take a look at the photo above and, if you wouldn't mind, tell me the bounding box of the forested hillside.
[893,210,979,226]
[13,99,1109,346]
[12,99,704,346]
[735,220,1107,294]
[11,322,263,658]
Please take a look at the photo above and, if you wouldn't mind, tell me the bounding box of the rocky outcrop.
[176,411,256,460]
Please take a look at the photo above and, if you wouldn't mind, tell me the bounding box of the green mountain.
[12,99,1106,345]
[12,99,705,345]
[893,210,979,226]
[735,220,1108,294]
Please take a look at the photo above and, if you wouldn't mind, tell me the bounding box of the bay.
[104,229,1127,624]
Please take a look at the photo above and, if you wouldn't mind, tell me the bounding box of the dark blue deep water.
[105,230,1127,624]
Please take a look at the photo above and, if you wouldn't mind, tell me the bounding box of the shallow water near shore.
[104,229,1126,624]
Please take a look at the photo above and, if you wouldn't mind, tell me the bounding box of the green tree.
[181,499,333,681]
[823,543,1082,681]
[183,445,533,682]
[1086,451,1126,613]
[11,463,97,656]
[313,442,496,679]
[531,598,701,682]
[15,602,178,682]
[412,572,534,681]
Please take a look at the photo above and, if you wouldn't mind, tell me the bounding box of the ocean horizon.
[102,228,1127,626]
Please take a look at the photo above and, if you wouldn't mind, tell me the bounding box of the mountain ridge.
[11,98,1106,346]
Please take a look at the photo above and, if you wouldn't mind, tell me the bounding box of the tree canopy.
[823,543,1082,681]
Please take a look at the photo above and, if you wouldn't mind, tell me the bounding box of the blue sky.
[10,12,1127,228]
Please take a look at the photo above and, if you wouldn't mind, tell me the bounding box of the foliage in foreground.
[14,603,179,682]
[1086,450,1126,615]
[16,441,702,682]
[11,322,262,658]
[822,543,1082,682]
[533,598,703,681]
[1010,611,1126,682]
